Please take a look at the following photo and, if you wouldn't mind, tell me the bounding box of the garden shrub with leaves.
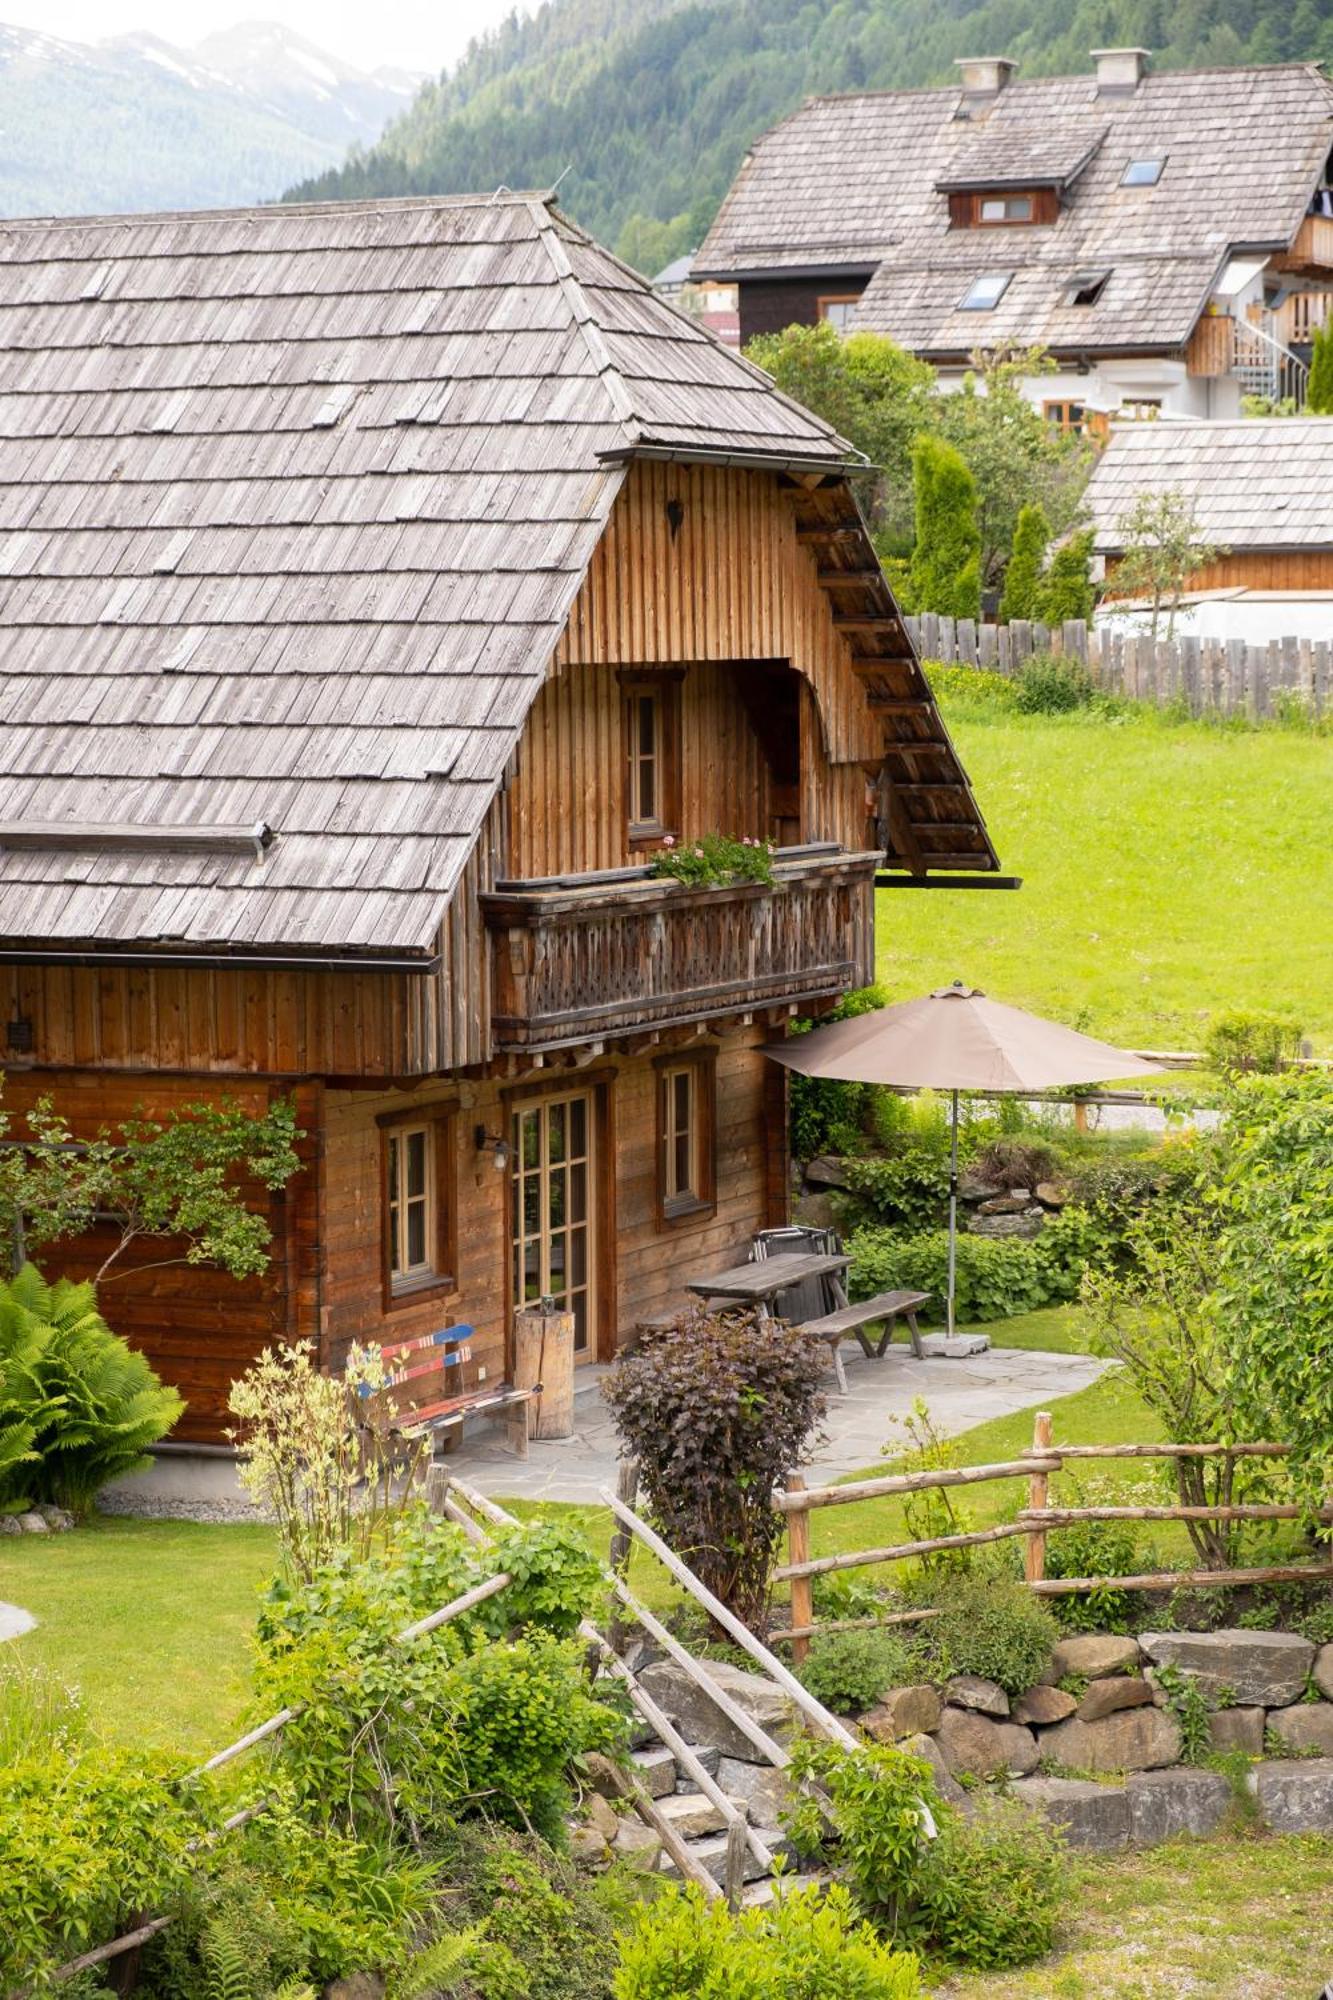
[1204,1008,1303,1076]
[1037,1476,1153,1632]
[788,984,889,1161]
[1013,654,1093,714]
[839,1150,952,1232]
[448,1828,646,2000]
[782,1739,1065,1971]
[0,1263,183,1516]
[796,1628,916,1715]
[909,1572,1057,1694]
[848,1214,1096,1322]
[648,832,774,889]
[613,1880,923,1999]
[604,1305,826,1630]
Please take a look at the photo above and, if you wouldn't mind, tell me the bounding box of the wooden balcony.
[482,845,878,1051]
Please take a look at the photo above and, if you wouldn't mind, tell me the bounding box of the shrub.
[883,1398,973,1576]
[782,1739,1065,1971]
[1039,1476,1153,1632]
[998,502,1049,622]
[923,661,1017,708]
[968,1135,1060,1190]
[648,832,774,888]
[913,1573,1057,1694]
[797,1628,916,1715]
[1204,1009,1303,1076]
[906,435,981,620]
[448,1829,640,2000]
[1014,654,1093,714]
[0,1264,183,1516]
[604,1306,826,1630]
[614,1880,923,1999]
[788,985,889,1161]
[840,1150,951,1231]
[1037,529,1096,624]
[848,1217,1096,1323]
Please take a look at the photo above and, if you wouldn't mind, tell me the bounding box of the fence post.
[786,1475,813,1662]
[1025,1411,1054,1585]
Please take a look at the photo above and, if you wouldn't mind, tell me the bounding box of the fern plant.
[0,1264,183,1516]
[388,1928,502,1998]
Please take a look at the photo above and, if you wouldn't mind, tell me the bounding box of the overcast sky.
[0,2,524,74]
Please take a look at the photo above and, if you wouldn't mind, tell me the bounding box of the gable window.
[656,1053,716,1225]
[1066,269,1110,306]
[1116,398,1161,421]
[381,1111,455,1302]
[979,194,1033,223]
[621,670,682,844]
[959,272,1012,310]
[1121,157,1164,187]
[1042,401,1108,439]
[817,295,860,330]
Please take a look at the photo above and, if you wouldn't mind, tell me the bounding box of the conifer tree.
[1307,320,1333,414]
[1038,529,1096,623]
[999,502,1049,621]
[906,434,982,619]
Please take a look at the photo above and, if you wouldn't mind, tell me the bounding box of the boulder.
[1126,1768,1232,1845]
[679,1741,720,1783]
[792,1191,839,1232]
[656,1792,741,1839]
[569,1824,611,1866]
[804,1155,852,1190]
[585,1751,625,1798]
[959,1179,1002,1204]
[0,1517,21,1536]
[716,1757,790,1827]
[16,1512,49,1534]
[1039,1706,1182,1774]
[1035,1181,1068,1207]
[583,1792,619,1842]
[35,1505,74,1531]
[860,1684,942,1740]
[978,1193,1030,1215]
[1045,1634,1141,1682]
[611,1818,663,1870]
[638,1658,793,1762]
[323,1979,385,2000]
[1256,1759,1333,1834]
[1314,1645,1333,1702]
[1076,1676,1155,1723]
[1013,1685,1077,1727]
[1138,1629,1314,1708]
[663,1832,771,1887]
[1206,1707,1265,1758]
[741,1872,827,1910]
[1009,1776,1130,1852]
[1265,1703,1333,1758]
[898,1731,968,1806]
[946,1674,1009,1718]
[967,1212,1042,1240]
[628,1747,677,1799]
[935,1707,1038,1778]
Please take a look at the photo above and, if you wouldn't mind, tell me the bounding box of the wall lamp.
[474,1125,510,1171]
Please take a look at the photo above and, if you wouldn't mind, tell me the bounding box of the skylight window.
[959,272,1012,310]
[1121,157,1165,187]
[1066,269,1110,306]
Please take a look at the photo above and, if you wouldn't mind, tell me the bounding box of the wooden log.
[1030,1560,1333,1597]
[607,1576,790,1766]
[772,1455,1058,1512]
[786,1475,814,1665]
[513,1302,576,1440]
[724,1817,749,1910]
[601,1488,859,1752]
[774,1519,1030,1583]
[1019,1502,1333,1528]
[1025,1411,1053,1586]
[608,1454,641,1653]
[1041,1441,1288,1462]
[769,1608,941,1644]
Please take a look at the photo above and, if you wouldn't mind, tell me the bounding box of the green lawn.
[877,705,1333,1053]
[936,1833,1333,1998]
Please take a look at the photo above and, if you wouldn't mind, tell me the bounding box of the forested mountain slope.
[287,0,1333,270]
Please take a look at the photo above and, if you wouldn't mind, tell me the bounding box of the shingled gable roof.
[695,63,1333,356]
[0,189,940,968]
[1084,416,1333,555]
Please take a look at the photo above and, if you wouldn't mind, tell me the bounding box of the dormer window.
[1121,157,1164,187]
[1065,269,1110,306]
[979,194,1033,223]
[959,272,1012,311]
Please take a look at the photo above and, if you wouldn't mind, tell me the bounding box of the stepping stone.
[918,1334,990,1358]
[0,1603,35,1642]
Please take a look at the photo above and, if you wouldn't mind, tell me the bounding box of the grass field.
[877,704,1333,1052]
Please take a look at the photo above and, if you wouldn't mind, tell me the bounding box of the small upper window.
[1121,157,1165,187]
[622,671,681,844]
[387,1125,436,1290]
[959,272,1012,311]
[979,195,1033,223]
[817,295,860,330]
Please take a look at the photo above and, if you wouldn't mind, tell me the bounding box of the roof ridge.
[798,57,1332,110]
[0,189,553,237]
[528,198,641,444]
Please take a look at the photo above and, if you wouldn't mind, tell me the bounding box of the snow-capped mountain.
[0,18,426,217]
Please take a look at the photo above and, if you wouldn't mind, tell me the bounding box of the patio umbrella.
[764,982,1167,1336]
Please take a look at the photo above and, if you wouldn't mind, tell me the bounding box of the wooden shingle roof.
[1084,416,1333,554]
[696,63,1333,356]
[0,191,894,964]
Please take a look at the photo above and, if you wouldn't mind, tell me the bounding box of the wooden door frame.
[501,1069,617,1367]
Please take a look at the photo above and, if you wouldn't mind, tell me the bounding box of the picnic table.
[684,1253,931,1394]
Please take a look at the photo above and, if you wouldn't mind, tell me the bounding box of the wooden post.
[1025,1410,1053,1585]
[608,1454,641,1653]
[513,1301,576,1439]
[786,1475,814,1664]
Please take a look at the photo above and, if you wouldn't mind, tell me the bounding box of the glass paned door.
[511,1091,596,1356]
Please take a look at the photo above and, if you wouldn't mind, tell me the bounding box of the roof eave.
[0,942,443,974]
[598,442,864,478]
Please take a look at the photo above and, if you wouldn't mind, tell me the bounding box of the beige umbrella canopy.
[765,982,1167,1333]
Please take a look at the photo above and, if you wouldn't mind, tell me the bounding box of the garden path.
[456,1344,1107,1504]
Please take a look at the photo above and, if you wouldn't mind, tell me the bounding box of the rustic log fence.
[775,1412,1333,1662]
[904,614,1333,718]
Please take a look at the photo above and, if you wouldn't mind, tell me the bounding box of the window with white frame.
[959,272,1012,310]
[657,1057,715,1221]
[386,1124,437,1289]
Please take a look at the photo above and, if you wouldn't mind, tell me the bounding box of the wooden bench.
[794,1289,933,1394]
[354,1325,534,1462]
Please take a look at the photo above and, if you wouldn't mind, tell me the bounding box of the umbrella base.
[918,1333,991,1359]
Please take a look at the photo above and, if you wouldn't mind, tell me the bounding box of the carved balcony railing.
[481,844,878,1051]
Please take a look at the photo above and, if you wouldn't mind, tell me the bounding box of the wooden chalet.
[0,192,994,1444]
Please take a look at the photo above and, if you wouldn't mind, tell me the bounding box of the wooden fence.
[904,614,1333,718]
[774,1413,1333,1662]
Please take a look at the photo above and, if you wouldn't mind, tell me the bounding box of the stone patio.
[452,1342,1106,1505]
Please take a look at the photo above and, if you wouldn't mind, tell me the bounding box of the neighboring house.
[0,191,995,1443]
[1086,415,1333,639]
[694,51,1333,424]
[651,251,740,346]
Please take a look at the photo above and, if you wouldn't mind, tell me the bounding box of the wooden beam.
[795,525,862,544]
[833,615,903,631]
[882,739,952,754]
[815,568,885,585]
[867,696,933,713]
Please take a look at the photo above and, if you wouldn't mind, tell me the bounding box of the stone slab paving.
[453,1344,1107,1505]
[0,1602,36,1642]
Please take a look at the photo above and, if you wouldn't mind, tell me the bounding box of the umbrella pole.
[947,1088,959,1338]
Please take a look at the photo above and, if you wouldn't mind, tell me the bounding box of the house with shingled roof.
[0,189,995,1445]
[695,51,1333,428]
